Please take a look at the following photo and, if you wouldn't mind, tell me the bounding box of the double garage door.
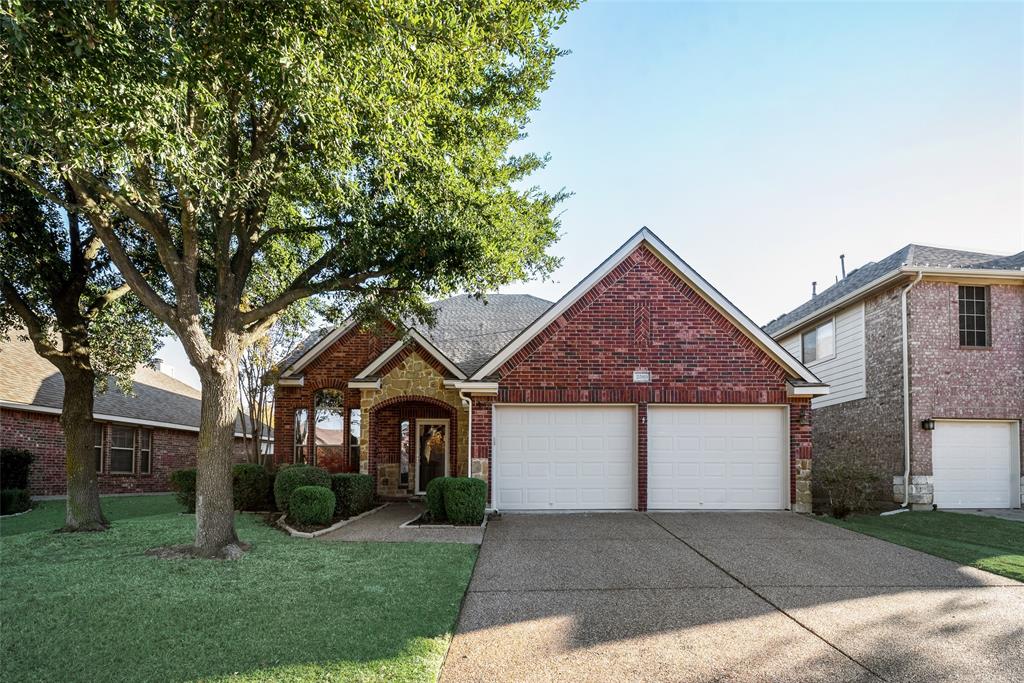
[493,405,786,511]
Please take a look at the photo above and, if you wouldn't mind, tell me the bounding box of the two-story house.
[765,245,1023,510]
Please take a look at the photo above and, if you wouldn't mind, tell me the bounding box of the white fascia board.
[786,383,830,397]
[277,377,304,387]
[280,319,358,377]
[354,329,467,380]
[907,266,1024,279]
[471,227,821,384]
[443,380,499,394]
[348,379,381,390]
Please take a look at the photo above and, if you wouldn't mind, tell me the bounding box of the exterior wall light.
[920,418,935,431]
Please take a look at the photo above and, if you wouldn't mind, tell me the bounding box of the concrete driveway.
[441,512,1023,683]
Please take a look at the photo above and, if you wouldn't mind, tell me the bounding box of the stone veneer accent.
[358,350,468,495]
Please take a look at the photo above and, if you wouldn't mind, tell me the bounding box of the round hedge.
[443,477,487,526]
[273,464,330,511]
[289,485,336,526]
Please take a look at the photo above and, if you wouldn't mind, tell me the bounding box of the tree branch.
[0,279,62,363]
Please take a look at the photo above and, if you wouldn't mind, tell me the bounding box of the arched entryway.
[368,396,459,498]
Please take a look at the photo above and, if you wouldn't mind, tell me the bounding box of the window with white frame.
[109,426,136,474]
[138,429,152,474]
[294,408,309,463]
[93,423,104,473]
[801,319,835,364]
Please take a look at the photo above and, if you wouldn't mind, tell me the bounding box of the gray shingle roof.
[281,293,553,377]
[764,244,1024,336]
[0,332,263,434]
[417,294,553,375]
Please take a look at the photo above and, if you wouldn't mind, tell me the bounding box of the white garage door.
[648,406,786,510]
[933,421,1018,509]
[494,406,634,510]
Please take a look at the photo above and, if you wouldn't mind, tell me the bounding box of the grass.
[0,494,182,536]
[1,500,478,682]
[822,510,1024,582]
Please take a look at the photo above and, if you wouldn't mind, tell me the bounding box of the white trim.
[414,418,450,495]
[443,380,499,394]
[347,380,381,390]
[786,383,830,397]
[0,400,259,437]
[354,329,467,380]
[470,228,820,384]
[768,264,1024,339]
[280,319,359,377]
[277,377,305,387]
[800,316,837,366]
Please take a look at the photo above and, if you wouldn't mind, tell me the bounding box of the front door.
[415,420,449,494]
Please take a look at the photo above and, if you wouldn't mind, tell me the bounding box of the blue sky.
[162,0,1023,388]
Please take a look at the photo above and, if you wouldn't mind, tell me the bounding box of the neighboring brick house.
[0,334,265,496]
[765,244,1024,510]
[274,229,827,512]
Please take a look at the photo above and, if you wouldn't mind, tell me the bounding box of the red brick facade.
[908,281,1024,475]
[273,327,394,468]
[271,240,816,512]
[483,244,812,511]
[1,407,248,496]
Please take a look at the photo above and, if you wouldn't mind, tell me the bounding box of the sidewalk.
[317,502,484,544]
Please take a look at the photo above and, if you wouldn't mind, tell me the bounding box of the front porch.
[356,350,471,499]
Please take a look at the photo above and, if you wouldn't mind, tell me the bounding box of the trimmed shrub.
[443,477,486,526]
[169,468,197,513]
[232,463,271,511]
[274,464,330,511]
[1,448,34,490]
[1,488,31,515]
[819,457,881,519]
[425,476,448,521]
[289,485,336,526]
[331,473,374,518]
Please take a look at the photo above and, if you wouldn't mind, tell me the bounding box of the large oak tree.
[1,0,574,556]
[0,174,162,531]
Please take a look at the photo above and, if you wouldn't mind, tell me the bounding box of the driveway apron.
[441,511,1023,683]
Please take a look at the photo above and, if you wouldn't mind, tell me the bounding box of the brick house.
[765,244,1024,510]
[0,334,263,496]
[274,229,827,512]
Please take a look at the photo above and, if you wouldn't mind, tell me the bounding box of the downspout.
[459,390,473,479]
[899,271,924,508]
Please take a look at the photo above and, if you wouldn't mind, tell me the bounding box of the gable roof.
[763,244,1024,337]
[279,294,552,379]
[469,227,822,384]
[0,332,264,434]
[354,328,467,380]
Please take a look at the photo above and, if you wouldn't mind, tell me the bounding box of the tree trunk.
[194,355,243,556]
[62,366,108,531]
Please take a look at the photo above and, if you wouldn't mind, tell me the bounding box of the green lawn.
[823,510,1024,582]
[0,494,182,536]
[1,501,478,682]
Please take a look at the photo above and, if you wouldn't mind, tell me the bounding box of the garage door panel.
[649,407,786,510]
[495,406,635,510]
[933,421,1015,509]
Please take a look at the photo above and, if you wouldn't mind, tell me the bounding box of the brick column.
[637,403,648,511]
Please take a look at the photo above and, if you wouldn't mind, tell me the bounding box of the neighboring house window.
[349,408,361,471]
[93,423,104,473]
[294,409,309,463]
[109,426,135,474]
[138,429,152,475]
[958,285,989,347]
[801,319,835,363]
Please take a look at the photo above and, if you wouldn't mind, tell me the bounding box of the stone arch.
[366,394,459,495]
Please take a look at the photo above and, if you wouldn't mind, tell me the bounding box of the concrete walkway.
[954,508,1024,523]
[442,511,1023,682]
[317,502,484,544]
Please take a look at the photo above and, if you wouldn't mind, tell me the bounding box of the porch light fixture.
[920,418,935,431]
